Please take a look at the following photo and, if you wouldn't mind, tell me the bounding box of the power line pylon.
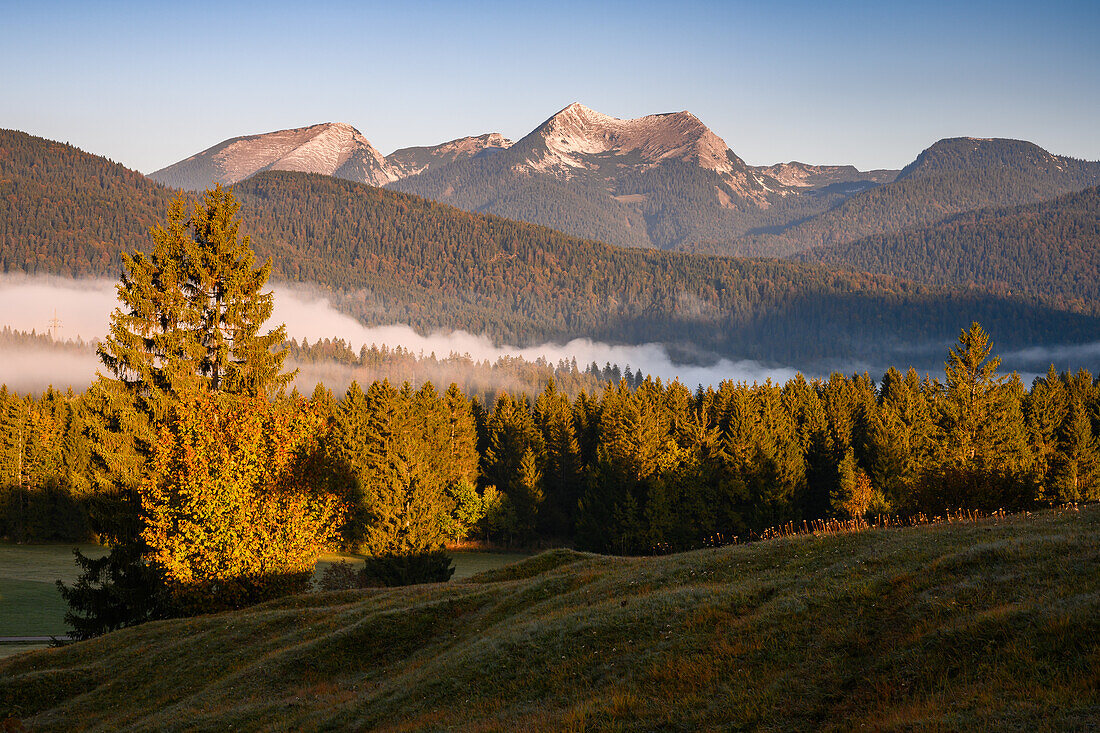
[48,309,62,341]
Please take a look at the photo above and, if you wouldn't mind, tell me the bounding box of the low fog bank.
[0,274,117,341]
[1003,342,1100,372]
[0,276,802,392]
[3,275,1094,394]
[275,291,800,388]
[0,347,102,393]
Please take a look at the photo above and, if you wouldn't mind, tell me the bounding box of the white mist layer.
[1003,342,1100,366]
[0,348,104,393]
[0,275,798,391]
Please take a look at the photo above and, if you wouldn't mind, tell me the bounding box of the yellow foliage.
[139,392,345,609]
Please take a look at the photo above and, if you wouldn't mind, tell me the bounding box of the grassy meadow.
[0,544,105,640]
[2,505,1097,730]
[0,546,525,659]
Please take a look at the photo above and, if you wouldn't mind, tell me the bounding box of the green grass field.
[2,506,1097,731]
[0,545,525,659]
[0,544,106,639]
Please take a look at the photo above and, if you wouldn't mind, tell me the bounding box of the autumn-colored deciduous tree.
[139,392,345,612]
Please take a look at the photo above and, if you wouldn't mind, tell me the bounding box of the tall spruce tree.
[1052,399,1100,502]
[932,323,1034,509]
[59,186,293,639]
[533,380,582,536]
[1025,367,1070,501]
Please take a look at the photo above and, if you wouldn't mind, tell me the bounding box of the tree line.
[5,327,1099,554]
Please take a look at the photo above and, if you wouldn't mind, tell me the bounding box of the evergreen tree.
[483,394,544,541]
[442,383,479,489]
[533,380,582,536]
[60,186,295,637]
[1051,399,1100,502]
[1025,367,1069,501]
[783,374,833,519]
[867,368,937,511]
[932,323,1034,509]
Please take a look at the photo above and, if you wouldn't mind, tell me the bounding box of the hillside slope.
[744,138,1100,254]
[798,185,1100,314]
[2,506,1096,731]
[0,129,176,276]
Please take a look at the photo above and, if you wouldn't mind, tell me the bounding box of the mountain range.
[150,105,902,251]
[148,103,1100,257]
[4,127,1099,373]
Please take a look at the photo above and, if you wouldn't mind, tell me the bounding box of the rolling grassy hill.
[2,505,1096,731]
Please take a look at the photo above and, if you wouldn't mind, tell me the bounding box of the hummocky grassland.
[2,507,1097,731]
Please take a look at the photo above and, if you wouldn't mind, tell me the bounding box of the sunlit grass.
[1,506,1096,731]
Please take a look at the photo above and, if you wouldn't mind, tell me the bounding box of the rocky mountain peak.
[386,132,515,179]
[526,103,740,178]
[149,122,398,191]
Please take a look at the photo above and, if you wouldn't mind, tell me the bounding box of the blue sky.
[2,0,1097,173]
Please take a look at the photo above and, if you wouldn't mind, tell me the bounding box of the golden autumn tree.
[139,392,344,612]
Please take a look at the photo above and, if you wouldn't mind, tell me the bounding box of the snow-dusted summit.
[503,103,778,204]
[149,122,399,191]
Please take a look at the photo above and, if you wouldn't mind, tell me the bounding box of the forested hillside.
[729,138,1100,254]
[232,172,1100,366]
[3,130,1099,370]
[0,129,175,276]
[799,186,1100,314]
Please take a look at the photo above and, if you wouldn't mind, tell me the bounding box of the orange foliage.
[139,392,345,609]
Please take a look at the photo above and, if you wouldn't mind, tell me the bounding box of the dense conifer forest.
[5,327,1098,555]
